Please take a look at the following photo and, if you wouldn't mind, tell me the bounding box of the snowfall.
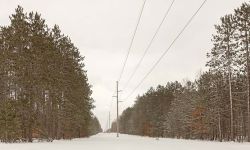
[1,133,250,150]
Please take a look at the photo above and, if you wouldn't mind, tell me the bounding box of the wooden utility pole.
[112,82,121,137]
[108,111,111,132]
[116,81,119,137]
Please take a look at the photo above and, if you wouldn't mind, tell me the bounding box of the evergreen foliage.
[0,6,101,142]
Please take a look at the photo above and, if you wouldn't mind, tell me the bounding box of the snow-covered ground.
[1,133,250,150]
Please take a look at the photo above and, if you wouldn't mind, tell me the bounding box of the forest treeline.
[111,2,250,142]
[0,6,101,142]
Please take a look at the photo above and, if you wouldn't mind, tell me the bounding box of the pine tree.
[207,14,238,140]
[0,6,95,142]
[234,3,250,141]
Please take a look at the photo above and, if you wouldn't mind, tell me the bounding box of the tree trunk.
[218,112,222,142]
[245,30,250,142]
[227,36,234,141]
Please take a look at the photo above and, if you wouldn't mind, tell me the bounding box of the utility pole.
[116,81,119,137]
[112,81,122,137]
[108,111,111,132]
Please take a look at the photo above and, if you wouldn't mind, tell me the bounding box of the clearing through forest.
[1,133,250,150]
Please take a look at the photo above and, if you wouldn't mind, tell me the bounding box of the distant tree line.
[89,116,103,135]
[0,6,101,142]
[111,2,250,142]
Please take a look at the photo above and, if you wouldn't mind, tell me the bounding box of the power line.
[124,0,207,100]
[118,0,147,82]
[122,0,175,90]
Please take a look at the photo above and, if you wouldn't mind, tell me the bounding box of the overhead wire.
[124,0,208,100]
[118,0,147,82]
[122,0,176,90]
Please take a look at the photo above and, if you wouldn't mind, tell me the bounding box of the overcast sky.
[1,0,248,130]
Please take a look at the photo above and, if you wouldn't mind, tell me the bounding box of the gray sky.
[1,0,248,130]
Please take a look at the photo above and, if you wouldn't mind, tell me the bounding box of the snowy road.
[1,133,250,150]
